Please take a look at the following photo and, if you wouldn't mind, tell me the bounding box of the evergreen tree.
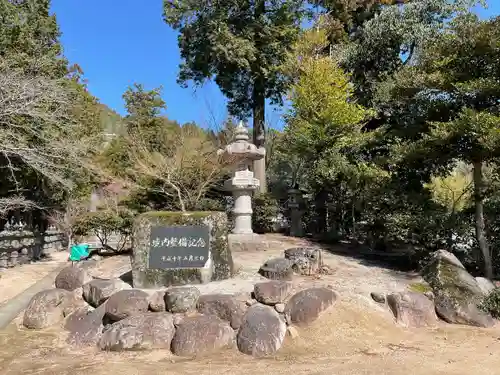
[163,0,309,192]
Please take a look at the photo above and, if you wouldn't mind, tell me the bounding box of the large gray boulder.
[422,250,494,327]
[65,304,107,346]
[171,315,234,357]
[284,247,322,275]
[197,294,246,329]
[82,278,131,307]
[258,258,294,281]
[237,304,286,357]
[387,291,438,328]
[165,287,200,313]
[23,288,83,329]
[55,266,92,291]
[284,287,337,327]
[253,281,293,305]
[104,289,149,322]
[99,312,175,351]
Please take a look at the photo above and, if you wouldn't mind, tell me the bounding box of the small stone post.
[9,251,18,267]
[288,185,304,237]
[218,122,265,235]
[0,252,8,269]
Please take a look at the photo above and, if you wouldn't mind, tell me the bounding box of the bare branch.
[0,196,40,218]
[0,61,105,192]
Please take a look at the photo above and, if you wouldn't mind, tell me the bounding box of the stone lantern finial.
[234,121,249,142]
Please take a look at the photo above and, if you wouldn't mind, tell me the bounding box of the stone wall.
[0,226,66,269]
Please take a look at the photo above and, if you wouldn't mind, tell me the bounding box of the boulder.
[104,289,149,322]
[148,290,167,312]
[65,304,106,346]
[55,266,92,291]
[23,288,82,329]
[284,247,322,275]
[475,277,496,296]
[171,315,235,357]
[422,250,494,327]
[82,278,131,307]
[253,281,293,305]
[99,312,175,351]
[386,291,438,328]
[165,287,200,313]
[197,294,246,329]
[131,211,234,288]
[237,304,286,357]
[284,288,337,327]
[258,258,294,281]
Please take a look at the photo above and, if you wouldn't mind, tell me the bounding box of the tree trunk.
[252,85,267,193]
[473,160,493,279]
[252,0,267,194]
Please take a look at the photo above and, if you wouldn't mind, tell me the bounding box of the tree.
[47,197,87,251]
[381,14,500,277]
[0,0,106,219]
[127,123,228,212]
[281,28,387,239]
[163,0,309,193]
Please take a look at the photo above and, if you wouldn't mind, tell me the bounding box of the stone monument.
[131,211,234,289]
[218,121,265,235]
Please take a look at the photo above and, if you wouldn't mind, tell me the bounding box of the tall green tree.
[381,14,500,277]
[163,0,308,192]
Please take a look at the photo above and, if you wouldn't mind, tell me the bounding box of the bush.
[253,193,280,234]
[74,208,134,252]
[479,288,500,318]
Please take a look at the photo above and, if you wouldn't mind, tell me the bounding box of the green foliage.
[479,288,500,318]
[252,193,280,234]
[74,208,134,252]
[163,0,307,117]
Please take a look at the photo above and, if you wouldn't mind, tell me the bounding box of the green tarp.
[69,243,90,262]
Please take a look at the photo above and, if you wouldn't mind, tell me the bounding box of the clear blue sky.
[50,1,499,129]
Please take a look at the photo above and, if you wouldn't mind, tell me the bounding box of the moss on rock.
[408,282,432,294]
[131,211,234,289]
[422,250,494,327]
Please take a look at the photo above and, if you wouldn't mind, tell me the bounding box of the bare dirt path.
[0,235,498,375]
[0,251,69,305]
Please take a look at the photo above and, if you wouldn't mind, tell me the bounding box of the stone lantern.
[218,121,265,235]
[287,184,304,237]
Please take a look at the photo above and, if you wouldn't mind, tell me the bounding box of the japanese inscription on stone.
[148,225,210,269]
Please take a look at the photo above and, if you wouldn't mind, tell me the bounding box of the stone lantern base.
[228,233,281,252]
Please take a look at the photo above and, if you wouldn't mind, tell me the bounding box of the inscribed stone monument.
[131,211,234,289]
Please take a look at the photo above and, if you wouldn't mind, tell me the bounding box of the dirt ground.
[0,251,69,305]
[1,235,500,375]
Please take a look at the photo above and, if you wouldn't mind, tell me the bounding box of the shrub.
[74,208,134,252]
[253,193,280,234]
[479,288,500,318]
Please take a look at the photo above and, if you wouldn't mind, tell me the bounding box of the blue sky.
[50,1,499,130]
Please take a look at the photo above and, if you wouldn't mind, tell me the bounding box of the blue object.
[69,243,90,262]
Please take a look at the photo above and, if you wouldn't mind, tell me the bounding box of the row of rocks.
[23,265,338,358]
[258,247,332,280]
[370,250,497,328]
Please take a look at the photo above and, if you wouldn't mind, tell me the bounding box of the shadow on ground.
[309,238,419,274]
